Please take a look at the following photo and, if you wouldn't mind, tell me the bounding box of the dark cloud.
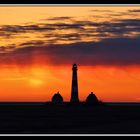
[0,25,56,33]
[108,13,124,17]
[128,9,140,13]
[94,19,140,36]
[46,19,140,38]
[1,25,25,33]
[0,22,84,38]
[0,25,56,39]
[20,40,46,47]
[47,16,72,21]
[0,45,16,53]
[44,33,81,41]
[0,46,6,53]
[42,37,140,66]
[90,10,112,12]
[0,37,140,66]
[0,31,16,38]
[118,19,140,25]
[1,17,140,43]
[48,23,85,30]
[110,12,137,16]
[91,11,136,19]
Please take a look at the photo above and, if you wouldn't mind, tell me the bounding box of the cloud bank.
[0,37,140,66]
[0,9,140,67]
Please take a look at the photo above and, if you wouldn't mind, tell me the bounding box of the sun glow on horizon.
[28,78,44,87]
[0,65,138,102]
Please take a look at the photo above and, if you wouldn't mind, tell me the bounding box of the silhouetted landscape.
[0,102,140,134]
[0,64,139,134]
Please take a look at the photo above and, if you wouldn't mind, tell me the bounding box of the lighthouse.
[70,64,79,103]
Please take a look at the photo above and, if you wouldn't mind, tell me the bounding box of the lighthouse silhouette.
[70,64,79,103]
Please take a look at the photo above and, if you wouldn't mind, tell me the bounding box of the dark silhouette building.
[86,92,99,105]
[70,64,79,103]
[52,92,63,103]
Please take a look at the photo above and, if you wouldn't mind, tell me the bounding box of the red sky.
[0,6,140,102]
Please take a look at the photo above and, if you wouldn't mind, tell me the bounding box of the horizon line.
[0,101,139,103]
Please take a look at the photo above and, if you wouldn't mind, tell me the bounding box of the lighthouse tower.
[70,64,79,103]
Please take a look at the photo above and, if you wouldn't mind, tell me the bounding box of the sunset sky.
[0,6,140,102]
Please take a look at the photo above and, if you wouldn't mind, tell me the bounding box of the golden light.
[0,6,139,102]
[28,78,44,87]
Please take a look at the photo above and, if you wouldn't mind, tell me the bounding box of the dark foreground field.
[0,102,140,134]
